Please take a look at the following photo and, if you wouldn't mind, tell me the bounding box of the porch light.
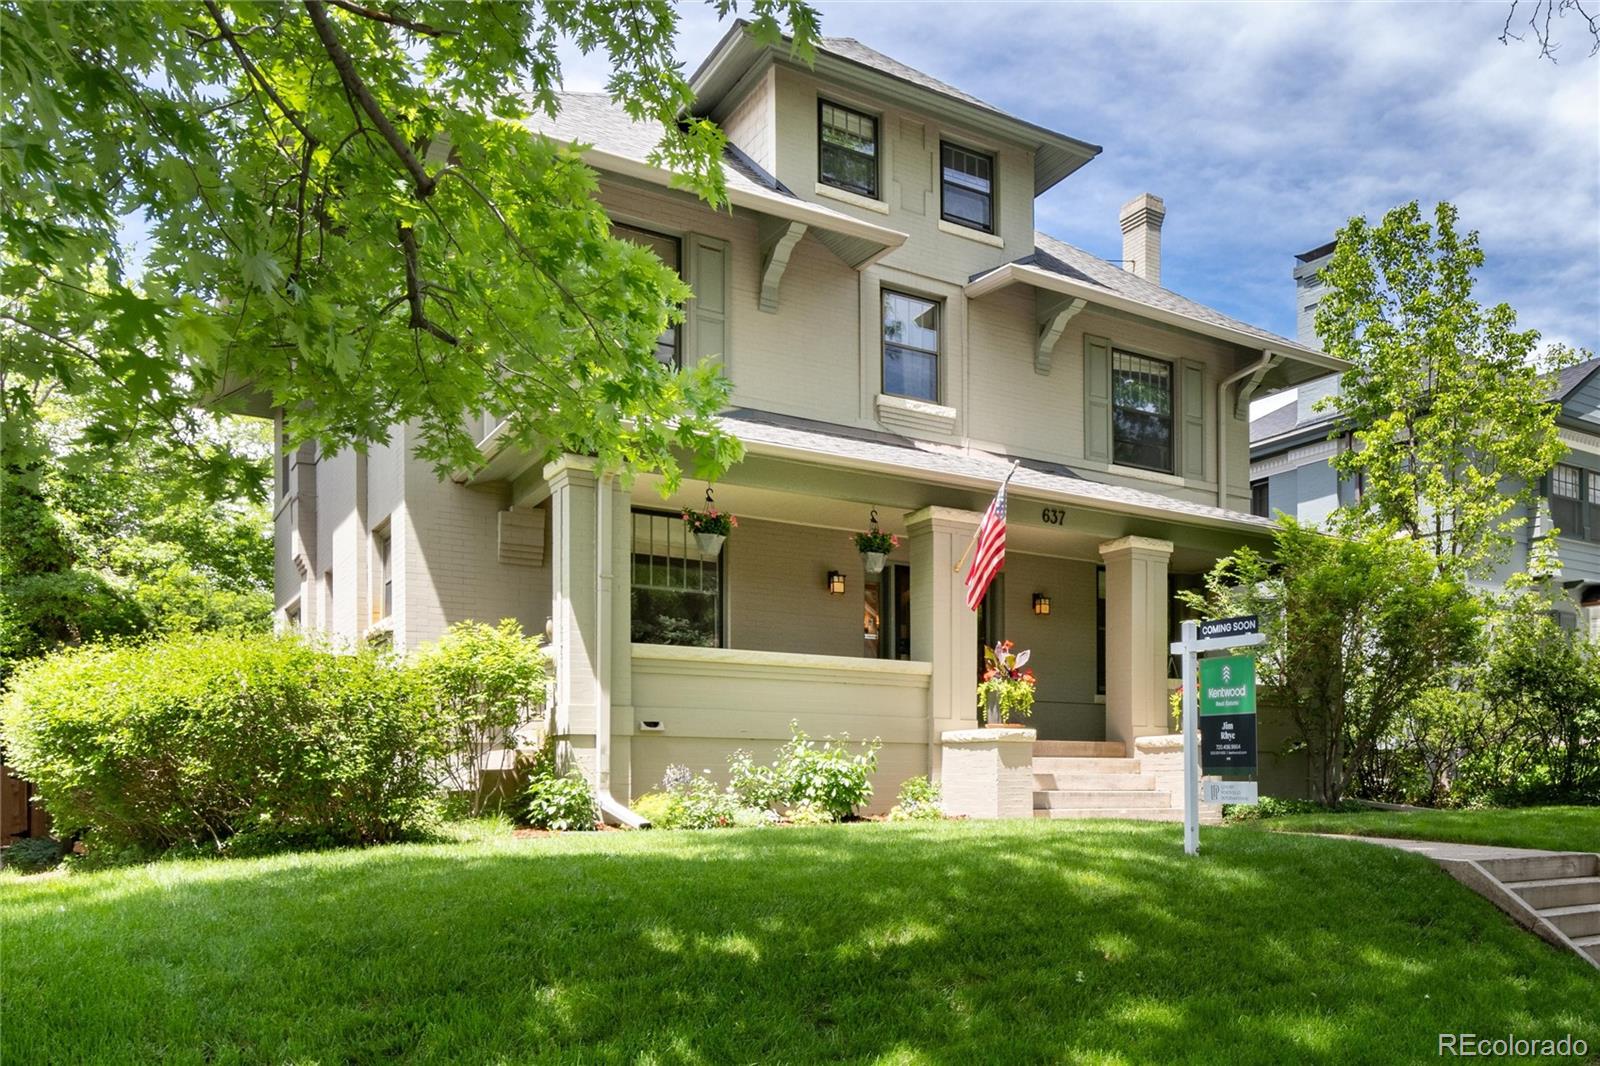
[1032,593,1051,616]
[828,571,847,595]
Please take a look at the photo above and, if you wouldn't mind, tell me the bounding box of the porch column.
[907,506,984,757]
[1097,536,1173,748]
[545,455,633,794]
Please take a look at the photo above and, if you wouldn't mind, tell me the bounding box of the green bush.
[409,619,548,815]
[2,837,62,874]
[521,737,596,831]
[0,632,435,849]
[786,800,833,826]
[630,791,678,827]
[1222,797,1364,823]
[887,775,943,821]
[778,725,881,821]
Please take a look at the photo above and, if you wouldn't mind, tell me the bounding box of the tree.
[1500,0,1600,61]
[1183,517,1484,806]
[1316,201,1582,582]
[1,1,818,490]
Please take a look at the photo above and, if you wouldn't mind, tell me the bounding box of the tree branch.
[324,0,452,38]
[397,224,458,345]
[202,0,317,145]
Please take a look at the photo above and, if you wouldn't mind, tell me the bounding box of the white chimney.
[1119,193,1166,285]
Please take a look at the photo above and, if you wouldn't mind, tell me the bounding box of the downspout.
[593,473,650,828]
[1217,350,1282,509]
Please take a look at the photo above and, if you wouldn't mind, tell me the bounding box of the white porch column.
[1097,536,1174,748]
[545,455,633,794]
[907,507,983,766]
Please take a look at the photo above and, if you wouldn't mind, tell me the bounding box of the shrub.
[521,737,596,831]
[887,775,943,821]
[787,800,833,826]
[777,725,880,821]
[2,837,62,874]
[630,791,679,827]
[0,632,435,849]
[408,619,548,815]
[727,748,789,811]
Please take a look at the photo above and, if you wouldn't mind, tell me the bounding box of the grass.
[3,820,1597,1065]
[1237,805,1600,854]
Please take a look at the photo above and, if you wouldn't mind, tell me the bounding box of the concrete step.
[1573,934,1600,964]
[1034,789,1172,811]
[1033,807,1186,822]
[1482,853,1598,883]
[1033,740,1127,758]
[1031,757,1140,774]
[1539,903,1600,939]
[1509,876,1600,910]
[1033,772,1155,792]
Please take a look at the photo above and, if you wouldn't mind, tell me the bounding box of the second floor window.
[1250,479,1270,518]
[1111,350,1174,474]
[882,290,940,402]
[1550,463,1600,543]
[819,101,878,199]
[940,142,994,232]
[612,223,682,368]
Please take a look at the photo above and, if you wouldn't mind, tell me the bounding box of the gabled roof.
[689,22,1102,195]
[525,93,906,268]
[1554,356,1600,403]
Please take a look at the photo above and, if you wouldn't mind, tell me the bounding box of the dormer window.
[819,100,879,199]
[940,142,994,233]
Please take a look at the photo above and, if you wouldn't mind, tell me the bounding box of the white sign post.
[1171,616,1266,856]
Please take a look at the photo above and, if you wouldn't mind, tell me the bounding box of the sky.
[558,0,1600,357]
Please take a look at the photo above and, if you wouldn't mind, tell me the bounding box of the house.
[1250,243,1600,636]
[271,24,1343,818]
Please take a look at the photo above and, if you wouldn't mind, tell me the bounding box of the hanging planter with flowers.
[977,641,1036,728]
[853,509,899,573]
[682,487,736,556]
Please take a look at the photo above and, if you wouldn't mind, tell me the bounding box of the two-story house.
[1251,243,1600,636]
[271,24,1342,819]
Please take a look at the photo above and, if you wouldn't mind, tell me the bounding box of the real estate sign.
[1198,654,1257,776]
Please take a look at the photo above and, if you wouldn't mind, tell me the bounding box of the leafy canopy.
[2,0,819,486]
[1315,200,1584,580]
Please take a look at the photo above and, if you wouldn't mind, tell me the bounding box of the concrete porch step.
[1482,853,1598,883]
[1033,772,1154,792]
[1509,876,1600,910]
[1031,756,1140,775]
[1539,903,1600,939]
[1573,934,1600,964]
[1032,740,1127,758]
[1034,789,1172,810]
[1033,807,1185,821]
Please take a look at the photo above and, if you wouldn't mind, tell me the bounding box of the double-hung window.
[1111,350,1175,473]
[612,223,683,369]
[940,142,994,233]
[631,510,722,647]
[1550,463,1600,543]
[819,101,878,199]
[882,290,940,402]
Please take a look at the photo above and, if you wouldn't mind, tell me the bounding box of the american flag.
[965,475,1011,610]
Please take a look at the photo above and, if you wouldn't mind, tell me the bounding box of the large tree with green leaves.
[1,0,817,487]
[1316,200,1582,581]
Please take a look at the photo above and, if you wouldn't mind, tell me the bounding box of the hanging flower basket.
[853,522,898,574]
[694,531,725,555]
[861,551,887,574]
[682,500,735,557]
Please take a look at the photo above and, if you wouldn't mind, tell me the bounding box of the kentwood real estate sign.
[1199,654,1257,776]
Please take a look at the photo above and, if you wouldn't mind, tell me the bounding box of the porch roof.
[720,408,1277,535]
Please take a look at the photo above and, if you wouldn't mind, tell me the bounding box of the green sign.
[1199,655,1256,716]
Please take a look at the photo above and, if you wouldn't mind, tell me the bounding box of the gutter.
[593,472,650,829]
[1218,351,1281,509]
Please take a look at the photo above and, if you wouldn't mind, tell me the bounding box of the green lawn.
[1238,805,1600,854]
[3,821,1596,1065]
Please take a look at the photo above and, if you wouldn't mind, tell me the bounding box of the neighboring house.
[1251,244,1600,636]
[264,24,1342,816]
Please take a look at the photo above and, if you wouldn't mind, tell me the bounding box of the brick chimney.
[1119,193,1166,286]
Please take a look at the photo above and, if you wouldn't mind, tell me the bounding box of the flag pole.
[953,460,1020,574]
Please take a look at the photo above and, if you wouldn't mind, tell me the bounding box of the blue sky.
[563,1,1600,355]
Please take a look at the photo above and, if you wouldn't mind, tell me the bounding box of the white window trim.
[815,182,890,214]
[938,218,1003,247]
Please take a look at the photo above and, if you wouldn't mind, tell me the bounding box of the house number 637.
[1041,507,1067,526]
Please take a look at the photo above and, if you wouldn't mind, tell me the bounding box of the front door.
[865,564,913,660]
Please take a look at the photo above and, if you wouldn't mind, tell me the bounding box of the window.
[631,511,722,647]
[612,223,682,369]
[940,142,994,232]
[882,290,940,402]
[1250,479,1270,518]
[1550,464,1600,543]
[1111,350,1174,473]
[374,526,392,620]
[818,100,878,198]
[1095,567,1106,696]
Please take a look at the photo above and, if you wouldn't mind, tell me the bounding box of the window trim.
[939,139,996,234]
[818,98,880,201]
[1109,347,1177,475]
[880,288,942,403]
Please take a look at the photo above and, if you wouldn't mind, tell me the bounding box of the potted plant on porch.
[682,489,736,556]
[976,641,1036,728]
[853,510,899,574]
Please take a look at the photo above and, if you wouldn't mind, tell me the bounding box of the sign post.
[1171,615,1265,855]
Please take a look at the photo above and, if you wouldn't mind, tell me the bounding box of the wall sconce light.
[1032,593,1051,616]
[828,571,846,595]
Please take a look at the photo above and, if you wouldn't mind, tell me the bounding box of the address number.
[1041,507,1067,526]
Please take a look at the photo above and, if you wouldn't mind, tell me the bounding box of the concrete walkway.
[1323,834,1600,969]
